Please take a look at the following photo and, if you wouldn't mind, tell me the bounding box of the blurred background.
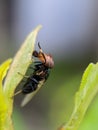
[0,0,98,130]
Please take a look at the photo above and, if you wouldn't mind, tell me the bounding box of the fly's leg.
[18,72,29,79]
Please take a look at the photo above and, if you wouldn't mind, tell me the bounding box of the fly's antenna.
[38,42,43,52]
[38,42,46,64]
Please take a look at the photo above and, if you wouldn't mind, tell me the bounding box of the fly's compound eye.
[33,50,38,57]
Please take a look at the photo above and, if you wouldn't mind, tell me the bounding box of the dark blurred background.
[0,0,98,130]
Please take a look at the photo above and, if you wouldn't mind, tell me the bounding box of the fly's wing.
[21,79,45,107]
[21,93,35,107]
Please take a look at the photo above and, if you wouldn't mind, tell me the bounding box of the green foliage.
[0,59,12,130]
[79,95,98,130]
[0,25,42,130]
[0,25,98,130]
[59,63,98,130]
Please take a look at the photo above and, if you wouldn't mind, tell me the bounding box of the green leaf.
[0,59,12,130]
[1,25,42,130]
[59,62,98,130]
[79,96,98,130]
[0,59,12,93]
[4,25,42,98]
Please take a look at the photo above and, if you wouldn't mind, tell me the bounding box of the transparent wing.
[21,79,45,107]
[21,93,35,107]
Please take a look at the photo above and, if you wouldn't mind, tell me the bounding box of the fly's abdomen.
[22,79,38,94]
